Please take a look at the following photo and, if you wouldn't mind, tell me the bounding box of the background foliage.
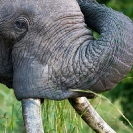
[0,0,133,133]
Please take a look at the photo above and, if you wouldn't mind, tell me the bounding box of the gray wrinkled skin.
[0,0,133,100]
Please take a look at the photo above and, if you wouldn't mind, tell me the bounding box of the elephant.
[0,0,133,132]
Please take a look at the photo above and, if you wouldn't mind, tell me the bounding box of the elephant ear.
[0,44,13,88]
[76,0,133,93]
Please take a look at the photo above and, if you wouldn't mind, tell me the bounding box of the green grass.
[0,84,132,133]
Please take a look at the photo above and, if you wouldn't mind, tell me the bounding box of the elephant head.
[0,0,133,132]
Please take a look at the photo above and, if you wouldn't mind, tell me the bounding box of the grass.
[0,83,133,133]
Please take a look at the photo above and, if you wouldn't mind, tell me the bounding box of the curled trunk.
[74,0,133,93]
[46,0,133,98]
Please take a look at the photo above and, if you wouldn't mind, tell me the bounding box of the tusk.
[22,98,44,133]
[69,97,116,133]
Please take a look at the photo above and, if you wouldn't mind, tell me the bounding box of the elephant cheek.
[13,58,49,100]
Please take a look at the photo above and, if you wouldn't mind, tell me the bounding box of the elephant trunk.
[72,0,133,93]
[12,0,133,100]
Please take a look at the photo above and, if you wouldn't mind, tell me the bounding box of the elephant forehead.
[0,0,81,15]
[41,0,81,12]
[0,0,82,26]
[34,0,82,18]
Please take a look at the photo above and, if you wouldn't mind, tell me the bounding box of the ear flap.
[0,41,13,88]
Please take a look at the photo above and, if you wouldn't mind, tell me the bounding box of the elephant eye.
[15,20,28,30]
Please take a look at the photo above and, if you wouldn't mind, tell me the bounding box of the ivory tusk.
[69,97,116,133]
[22,98,44,133]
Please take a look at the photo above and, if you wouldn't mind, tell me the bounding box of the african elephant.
[0,0,133,132]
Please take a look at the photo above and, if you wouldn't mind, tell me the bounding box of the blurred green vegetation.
[0,84,133,133]
[97,0,133,19]
[0,0,133,132]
